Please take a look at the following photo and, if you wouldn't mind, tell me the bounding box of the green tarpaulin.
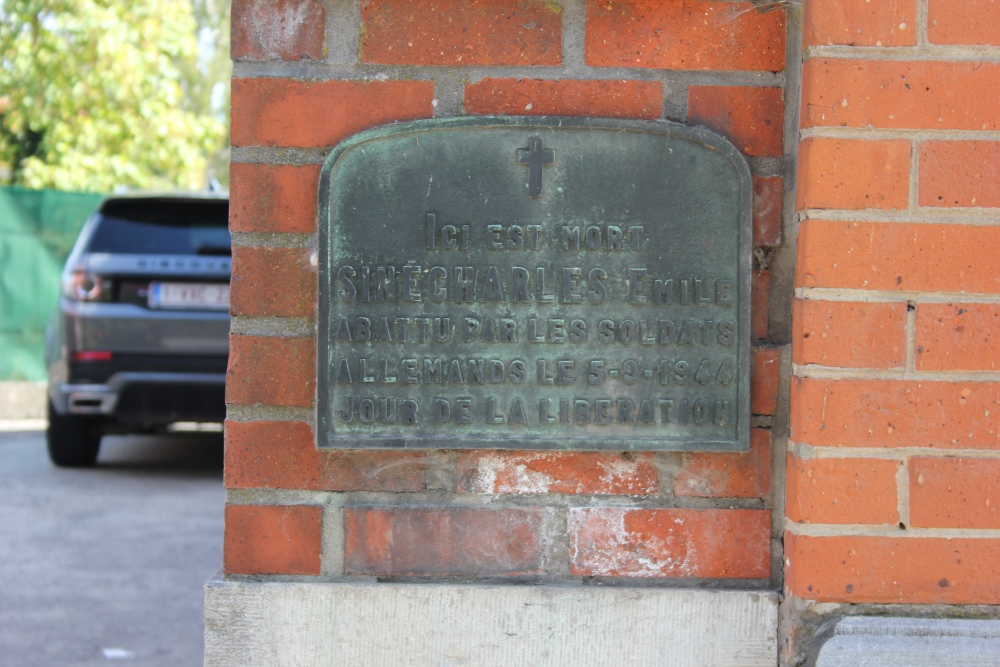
[0,187,105,380]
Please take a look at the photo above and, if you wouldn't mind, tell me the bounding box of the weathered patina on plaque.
[318,117,752,451]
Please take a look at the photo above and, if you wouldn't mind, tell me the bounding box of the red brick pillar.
[786,0,1000,661]
[211,0,792,663]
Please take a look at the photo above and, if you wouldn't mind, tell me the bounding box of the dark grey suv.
[45,194,231,466]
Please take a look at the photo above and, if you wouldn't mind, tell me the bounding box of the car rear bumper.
[59,299,230,356]
[51,372,226,424]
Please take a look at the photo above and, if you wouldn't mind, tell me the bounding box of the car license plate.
[148,282,230,310]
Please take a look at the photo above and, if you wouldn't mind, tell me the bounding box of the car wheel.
[46,400,102,467]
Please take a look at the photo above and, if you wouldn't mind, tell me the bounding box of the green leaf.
[0,0,231,192]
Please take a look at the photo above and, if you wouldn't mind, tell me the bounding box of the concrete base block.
[204,577,777,667]
[0,382,46,420]
[817,616,1000,667]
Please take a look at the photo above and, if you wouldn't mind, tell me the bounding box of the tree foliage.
[0,0,230,192]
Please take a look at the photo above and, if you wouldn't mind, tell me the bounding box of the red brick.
[797,138,910,210]
[688,87,783,157]
[752,347,780,415]
[916,304,1000,371]
[456,451,658,495]
[231,78,434,148]
[786,532,1000,604]
[792,300,907,369]
[464,79,662,118]
[910,457,1000,529]
[752,269,770,340]
[796,220,1000,293]
[929,0,1000,45]
[231,0,325,61]
[674,429,771,498]
[224,504,322,575]
[786,454,899,525]
[804,0,916,47]
[227,335,315,407]
[230,246,316,317]
[360,0,561,66]
[585,0,786,72]
[801,59,1000,131]
[345,507,546,576]
[229,163,319,234]
[570,508,770,578]
[791,377,1000,449]
[224,420,425,491]
[919,141,1000,208]
[753,177,783,247]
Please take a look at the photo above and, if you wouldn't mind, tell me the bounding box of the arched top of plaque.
[318,117,752,451]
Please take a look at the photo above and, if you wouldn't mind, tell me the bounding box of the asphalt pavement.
[0,425,226,666]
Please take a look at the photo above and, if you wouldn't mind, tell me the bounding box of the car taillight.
[71,351,113,361]
[63,271,111,302]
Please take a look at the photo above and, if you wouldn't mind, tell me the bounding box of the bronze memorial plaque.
[318,117,752,451]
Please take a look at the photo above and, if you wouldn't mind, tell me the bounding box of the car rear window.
[87,199,231,255]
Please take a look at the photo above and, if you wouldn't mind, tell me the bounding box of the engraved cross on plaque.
[516,137,554,197]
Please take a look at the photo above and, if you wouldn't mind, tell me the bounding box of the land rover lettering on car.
[45,194,230,467]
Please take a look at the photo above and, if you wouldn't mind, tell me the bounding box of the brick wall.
[224,0,790,589]
[786,0,1000,660]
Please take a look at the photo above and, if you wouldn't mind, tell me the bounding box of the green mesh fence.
[0,187,104,380]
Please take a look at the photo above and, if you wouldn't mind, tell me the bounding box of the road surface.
[0,425,225,666]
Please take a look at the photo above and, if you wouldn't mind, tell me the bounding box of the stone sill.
[205,576,778,667]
